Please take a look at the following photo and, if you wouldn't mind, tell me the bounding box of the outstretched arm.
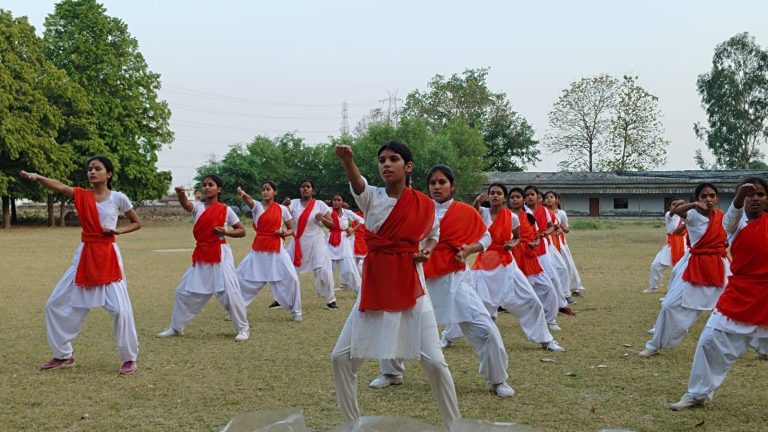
[334,145,365,195]
[20,171,73,198]
[174,186,194,212]
[236,187,256,209]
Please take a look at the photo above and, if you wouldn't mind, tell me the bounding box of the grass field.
[1,219,767,431]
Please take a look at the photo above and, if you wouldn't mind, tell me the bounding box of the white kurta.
[285,199,333,273]
[340,179,440,360]
[44,190,138,362]
[327,209,364,260]
[236,202,301,316]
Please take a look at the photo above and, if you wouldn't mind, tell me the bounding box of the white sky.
[6,1,768,186]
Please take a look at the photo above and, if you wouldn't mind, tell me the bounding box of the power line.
[170,119,337,134]
[163,84,379,107]
[172,103,340,120]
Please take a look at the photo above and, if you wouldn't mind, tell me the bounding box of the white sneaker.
[235,329,250,342]
[547,323,562,332]
[156,327,182,337]
[543,340,565,352]
[491,382,515,398]
[369,374,403,388]
[647,326,656,334]
[638,348,659,358]
[291,315,303,322]
[439,335,453,349]
[642,287,659,294]
[669,393,705,410]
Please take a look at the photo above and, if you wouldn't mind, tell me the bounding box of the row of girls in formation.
[637,179,768,411]
[20,155,367,374]
[330,141,592,428]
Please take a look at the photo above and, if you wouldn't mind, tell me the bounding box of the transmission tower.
[379,90,402,127]
[341,100,349,136]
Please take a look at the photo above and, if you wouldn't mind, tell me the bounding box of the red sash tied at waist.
[473,207,514,271]
[72,187,122,288]
[252,203,282,252]
[423,201,487,280]
[192,202,228,265]
[359,188,434,312]
[682,209,727,287]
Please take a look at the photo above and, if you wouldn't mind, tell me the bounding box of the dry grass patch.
[1,220,766,431]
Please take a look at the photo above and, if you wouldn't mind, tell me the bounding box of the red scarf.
[548,208,562,252]
[512,209,544,276]
[473,208,514,271]
[73,188,122,288]
[532,206,549,256]
[353,211,368,256]
[666,218,688,266]
[682,209,727,286]
[252,203,282,252]
[423,201,488,279]
[716,213,768,326]
[360,188,434,312]
[328,209,343,247]
[292,199,316,266]
[192,202,227,265]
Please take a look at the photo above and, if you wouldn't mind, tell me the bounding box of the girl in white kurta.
[284,180,337,309]
[644,198,688,293]
[22,156,142,375]
[444,184,565,352]
[544,191,585,298]
[640,183,730,357]
[157,175,251,342]
[331,142,460,429]
[324,194,364,292]
[372,166,515,398]
[235,183,302,321]
[670,179,768,410]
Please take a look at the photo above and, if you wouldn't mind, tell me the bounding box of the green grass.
[1,220,766,431]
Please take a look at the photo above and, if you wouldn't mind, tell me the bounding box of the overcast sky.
[6,1,768,186]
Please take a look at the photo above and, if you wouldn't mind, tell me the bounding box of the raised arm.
[175,186,194,212]
[334,145,365,195]
[473,193,489,212]
[20,171,73,198]
[236,187,257,210]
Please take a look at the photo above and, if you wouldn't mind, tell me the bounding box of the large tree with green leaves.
[694,32,768,169]
[0,10,72,228]
[402,68,539,172]
[43,0,173,201]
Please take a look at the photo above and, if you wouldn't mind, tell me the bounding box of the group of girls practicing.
[637,178,768,411]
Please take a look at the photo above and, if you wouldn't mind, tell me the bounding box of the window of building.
[613,198,629,209]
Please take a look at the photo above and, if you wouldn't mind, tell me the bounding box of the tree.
[0,10,70,228]
[544,74,618,172]
[43,0,173,201]
[694,32,768,169]
[402,68,539,172]
[601,75,668,171]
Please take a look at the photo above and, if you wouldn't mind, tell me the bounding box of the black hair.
[694,182,719,199]
[427,165,456,185]
[545,190,563,209]
[509,187,524,198]
[300,179,315,190]
[738,176,768,193]
[488,182,508,197]
[87,155,114,190]
[202,174,224,200]
[524,185,541,197]
[378,140,414,187]
[262,180,277,192]
[332,193,345,202]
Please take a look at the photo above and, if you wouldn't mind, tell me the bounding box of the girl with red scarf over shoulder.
[540,192,573,302]
[21,156,142,375]
[508,188,564,330]
[524,186,573,315]
[443,184,565,353]
[323,194,364,292]
[157,175,251,342]
[640,183,731,358]
[235,182,302,321]
[283,180,338,310]
[545,191,586,297]
[670,178,768,410]
[330,142,460,429]
[644,198,688,294]
[371,166,516,399]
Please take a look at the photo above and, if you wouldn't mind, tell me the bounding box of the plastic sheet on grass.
[450,418,539,431]
[331,416,443,431]
[218,409,306,432]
